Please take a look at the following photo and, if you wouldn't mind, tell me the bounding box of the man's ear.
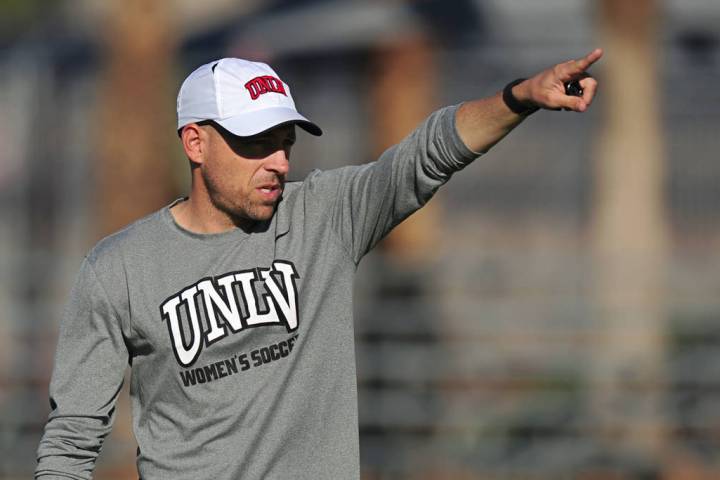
[181,124,205,164]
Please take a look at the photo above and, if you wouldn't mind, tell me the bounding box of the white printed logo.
[159,261,299,367]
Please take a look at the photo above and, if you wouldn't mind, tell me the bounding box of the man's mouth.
[256,183,282,200]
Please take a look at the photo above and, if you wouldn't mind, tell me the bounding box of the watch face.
[565,80,584,97]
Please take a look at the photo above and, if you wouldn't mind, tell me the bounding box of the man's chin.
[247,203,278,222]
[219,203,276,227]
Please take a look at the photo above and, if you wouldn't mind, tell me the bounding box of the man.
[36,50,602,479]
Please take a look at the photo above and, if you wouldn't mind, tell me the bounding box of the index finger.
[560,48,604,80]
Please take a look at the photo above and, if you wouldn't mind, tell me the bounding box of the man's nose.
[265,149,290,175]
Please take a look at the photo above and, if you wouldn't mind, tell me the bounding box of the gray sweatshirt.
[35,105,479,480]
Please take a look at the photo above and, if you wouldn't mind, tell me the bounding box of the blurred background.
[1,0,720,478]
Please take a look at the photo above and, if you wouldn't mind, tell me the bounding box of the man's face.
[199,123,295,224]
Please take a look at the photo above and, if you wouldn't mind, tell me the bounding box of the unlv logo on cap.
[245,76,287,100]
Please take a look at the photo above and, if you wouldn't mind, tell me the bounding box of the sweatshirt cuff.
[447,103,483,164]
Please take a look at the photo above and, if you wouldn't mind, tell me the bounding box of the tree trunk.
[95,0,178,238]
[590,0,668,459]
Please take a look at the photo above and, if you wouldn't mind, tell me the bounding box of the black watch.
[502,78,539,115]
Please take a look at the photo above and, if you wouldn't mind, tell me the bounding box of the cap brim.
[216,107,322,137]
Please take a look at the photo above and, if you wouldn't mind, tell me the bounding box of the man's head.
[176,58,321,226]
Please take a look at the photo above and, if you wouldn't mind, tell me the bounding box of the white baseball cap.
[177,58,322,137]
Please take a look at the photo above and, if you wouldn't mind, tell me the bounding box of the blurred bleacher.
[2,1,720,479]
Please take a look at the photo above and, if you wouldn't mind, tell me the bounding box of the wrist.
[502,78,539,116]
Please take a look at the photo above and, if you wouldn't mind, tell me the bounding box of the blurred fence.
[2,1,720,479]
[355,246,720,479]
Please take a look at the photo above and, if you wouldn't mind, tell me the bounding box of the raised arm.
[302,49,603,264]
[456,48,603,154]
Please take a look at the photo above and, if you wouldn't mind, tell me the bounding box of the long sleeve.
[36,257,130,479]
[304,104,480,264]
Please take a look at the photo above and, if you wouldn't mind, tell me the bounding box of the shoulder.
[277,172,328,206]
[274,170,351,225]
[284,166,372,198]
[86,208,166,269]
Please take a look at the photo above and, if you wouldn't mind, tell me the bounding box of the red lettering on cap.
[244,76,287,100]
